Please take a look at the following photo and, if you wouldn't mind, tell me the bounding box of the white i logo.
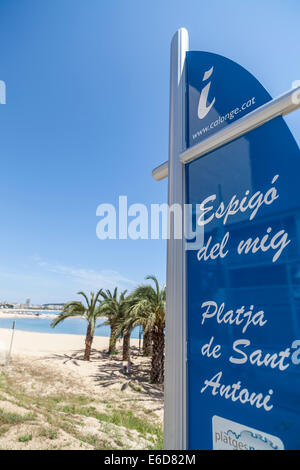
[197,66,215,119]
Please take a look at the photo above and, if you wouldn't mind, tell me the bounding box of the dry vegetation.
[0,345,163,450]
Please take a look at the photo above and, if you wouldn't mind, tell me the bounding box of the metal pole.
[139,326,141,352]
[6,320,15,366]
[164,28,189,450]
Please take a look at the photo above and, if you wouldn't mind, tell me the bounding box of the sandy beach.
[0,311,57,319]
[0,328,163,450]
[0,328,139,356]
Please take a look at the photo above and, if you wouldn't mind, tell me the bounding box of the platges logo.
[197,66,215,119]
[212,416,284,450]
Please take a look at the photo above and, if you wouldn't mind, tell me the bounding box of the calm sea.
[0,312,142,339]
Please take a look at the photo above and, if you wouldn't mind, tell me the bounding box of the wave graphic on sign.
[225,429,279,450]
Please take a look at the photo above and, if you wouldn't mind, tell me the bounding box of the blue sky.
[0,0,299,303]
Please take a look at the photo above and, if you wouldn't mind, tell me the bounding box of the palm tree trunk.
[150,327,164,384]
[122,330,131,361]
[143,329,152,356]
[84,321,94,361]
[108,324,118,354]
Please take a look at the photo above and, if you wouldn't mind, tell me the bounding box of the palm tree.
[130,275,166,384]
[99,288,128,355]
[111,292,138,362]
[51,289,103,361]
[142,329,152,356]
[119,301,151,357]
[114,320,132,362]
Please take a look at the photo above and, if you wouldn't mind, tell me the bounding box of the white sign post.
[163,28,189,450]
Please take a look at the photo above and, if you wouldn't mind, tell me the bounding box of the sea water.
[0,313,142,339]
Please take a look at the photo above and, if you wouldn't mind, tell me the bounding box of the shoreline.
[0,313,58,319]
[0,309,60,319]
[0,317,142,340]
[0,328,139,357]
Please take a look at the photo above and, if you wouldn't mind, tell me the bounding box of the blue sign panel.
[186,52,300,450]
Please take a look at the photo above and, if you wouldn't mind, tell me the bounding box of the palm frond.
[77,291,91,308]
[50,308,83,328]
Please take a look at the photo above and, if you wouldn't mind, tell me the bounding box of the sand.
[0,310,56,320]
[0,329,163,450]
[0,328,139,357]
[0,312,57,319]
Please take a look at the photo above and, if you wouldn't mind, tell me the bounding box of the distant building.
[0,303,13,309]
[42,303,64,310]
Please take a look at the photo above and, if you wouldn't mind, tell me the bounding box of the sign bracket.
[153,84,300,181]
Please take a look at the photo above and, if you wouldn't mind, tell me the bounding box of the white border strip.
[152,86,300,180]
[164,27,189,451]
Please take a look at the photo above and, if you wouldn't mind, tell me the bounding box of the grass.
[0,361,163,450]
[18,433,33,443]
[0,406,36,445]
[57,404,162,448]
[0,409,34,425]
[39,428,58,440]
